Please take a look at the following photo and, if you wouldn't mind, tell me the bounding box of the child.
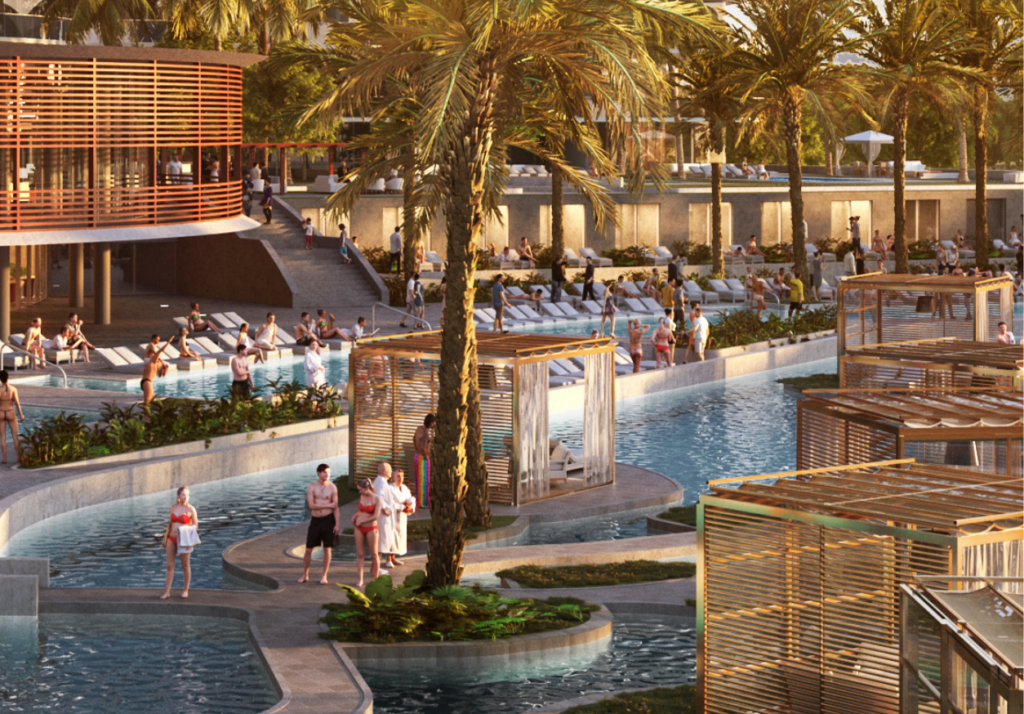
[304,218,314,251]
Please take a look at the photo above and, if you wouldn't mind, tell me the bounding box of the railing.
[0,341,68,388]
[372,303,433,334]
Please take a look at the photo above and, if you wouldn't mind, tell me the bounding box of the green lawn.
[496,560,695,588]
[655,505,697,527]
[563,684,697,714]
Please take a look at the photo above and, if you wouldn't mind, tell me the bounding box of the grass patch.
[342,514,518,538]
[496,560,695,589]
[563,684,697,714]
[320,570,598,643]
[655,505,697,526]
[775,373,840,391]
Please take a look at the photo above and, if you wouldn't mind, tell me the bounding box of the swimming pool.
[0,614,279,714]
[360,614,695,714]
[16,406,100,435]
[508,304,789,337]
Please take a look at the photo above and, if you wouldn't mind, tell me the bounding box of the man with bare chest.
[298,464,340,585]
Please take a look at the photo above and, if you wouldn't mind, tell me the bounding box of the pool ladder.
[0,341,68,388]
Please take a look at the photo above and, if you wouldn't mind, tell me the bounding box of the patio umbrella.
[843,130,893,177]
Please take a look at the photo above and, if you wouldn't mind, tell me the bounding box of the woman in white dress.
[386,469,416,567]
[304,341,326,391]
[373,464,396,565]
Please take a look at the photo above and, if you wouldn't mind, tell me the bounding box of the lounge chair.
[420,250,444,272]
[191,336,235,363]
[639,297,665,313]
[530,285,553,300]
[725,278,750,304]
[44,343,79,364]
[95,347,176,375]
[808,245,837,262]
[642,247,668,266]
[473,309,495,328]
[548,361,582,385]
[0,349,31,369]
[684,280,719,304]
[504,305,534,322]
[624,298,658,314]
[224,312,250,327]
[112,346,178,375]
[516,305,557,322]
[549,440,586,482]
[563,248,585,268]
[538,302,569,319]
[579,247,612,267]
[210,313,238,331]
[941,240,975,260]
[579,300,604,315]
[653,246,674,262]
[993,240,1017,257]
[819,278,836,301]
[615,345,657,370]
[610,349,639,375]
[709,279,744,302]
[506,286,528,299]
[556,302,589,319]
[592,282,608,301]
[138,342,216,371]
[172,316,190,330]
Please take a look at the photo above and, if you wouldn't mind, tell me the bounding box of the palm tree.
[859,0,978,273]
[672,35,745,277]
[162,0,252,50]
[726,0,865,278]
[945,0,1022,269]
[41,0,155,45]
[285,0,712,587]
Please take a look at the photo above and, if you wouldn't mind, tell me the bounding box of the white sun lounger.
[610,349,639,375]
[516,305,555,322]
[579,247,612,267]
[224,312,251,328]
[530,285,553,300]
[653,246,674,261]
[592,282,608,300]
[172,316,190,330]
[210,313,238,331]
[709,279,744,302]
[639,297,665,313]
[108,346,177,376]
[684,280,719,304]
[941,240,975,260]
[506,286,528,299]
[563,248,585,268]
[139,342,216,371]
[615,345,656,370]
[538,302,568,319]
[624,298,657,314]
[579,300,604,315]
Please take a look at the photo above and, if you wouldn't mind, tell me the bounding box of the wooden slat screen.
[797,401,899,470]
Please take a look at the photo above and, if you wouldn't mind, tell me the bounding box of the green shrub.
[362,246,393,273]
[678,304,837,350]
[562,685,697,714]
[762,243,792,263]
[20,381,344,468]
[496,561,696,588]
[656,505,697,526]
[319,570,597,643]
[686,244,713,265]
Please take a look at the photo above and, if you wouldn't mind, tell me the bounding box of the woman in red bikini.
[161,486,198,600]
[352,479,383,588]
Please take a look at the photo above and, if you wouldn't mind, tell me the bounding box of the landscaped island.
[497,560,695,588]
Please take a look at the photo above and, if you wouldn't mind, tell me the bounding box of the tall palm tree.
[859,0,978,273]
[284,0,712,587]
[41,0,155,45]
[945,0,1022,269]
[726,0,865,278]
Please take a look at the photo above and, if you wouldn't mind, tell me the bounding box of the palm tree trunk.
[402,150,419,284]
[674,132,684,176]
[551,164,564,263]
[892,91,910,274]
[214,35,223,51]
[824,135,834,177]
[956,110,969,183]
[782,90,808,279]
[464,370,491,529]
[711,161,723,276]
[427,65,499,587]
[972,85,989,270]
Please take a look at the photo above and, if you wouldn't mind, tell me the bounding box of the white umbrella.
[843,130,893,177]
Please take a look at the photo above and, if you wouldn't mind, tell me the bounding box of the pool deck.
[26,463,695,714]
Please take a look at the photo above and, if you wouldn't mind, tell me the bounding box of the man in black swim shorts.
[298,464,340,585]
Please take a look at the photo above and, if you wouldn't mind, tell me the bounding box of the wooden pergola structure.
[900,576,1022,714]
[840,338,1024,390]
[837,274,1014,358]
[348,331,616,506]
[797,387,1023,475]
[698,459,1023,714]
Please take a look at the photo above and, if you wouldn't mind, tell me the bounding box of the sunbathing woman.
[352,479,383,589]
[316,309,347,340]
[235,323,265,363]
[176,327,203,362]
[254,313,278,356]
[187,303,223,334]
[0,369,24,464]
[66,313,96,363]
[24,318,47,368]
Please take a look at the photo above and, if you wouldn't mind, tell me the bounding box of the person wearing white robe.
[386,469,416,566]
[304,342,325,390]
[372,463,396,564]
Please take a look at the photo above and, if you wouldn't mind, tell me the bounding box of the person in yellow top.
[788,269,804,319]
[661,279,675,308]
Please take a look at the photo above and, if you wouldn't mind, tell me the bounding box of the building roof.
[0,41,263,67]
[803,387,1023,429]
[353,330,614,360]
[847,339,1024,370]
[925,583,1023,672]
[708,461,1023,535]
[837,272,1013,292]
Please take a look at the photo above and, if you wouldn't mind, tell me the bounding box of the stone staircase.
[243,212,384,309]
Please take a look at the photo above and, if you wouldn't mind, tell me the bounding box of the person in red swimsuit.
[352,479,383,588]
[161,486,198,600]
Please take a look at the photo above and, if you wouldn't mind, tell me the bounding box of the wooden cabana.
[797,387,1023,475]
[348,332,616,506]
[837,274,1014,358]
[698,460,1023,714]
[840,338,1023,390]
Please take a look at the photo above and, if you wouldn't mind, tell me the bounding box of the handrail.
[372,303,432,333]
[0,340,69,388]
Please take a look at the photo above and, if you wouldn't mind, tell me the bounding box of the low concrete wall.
[335,605,612,668]
[0,574,37,616]
[0,420,349,553]
[646,516,695,534]
[0,556,50,587]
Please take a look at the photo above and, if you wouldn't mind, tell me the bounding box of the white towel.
[176,525,200,553]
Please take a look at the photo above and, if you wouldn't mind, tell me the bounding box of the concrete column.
[0,246,9,342]
[0,574,37,616]
[69,243,84,308]
[94,242,111,325]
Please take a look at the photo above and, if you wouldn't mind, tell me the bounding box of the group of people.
[623,302,710,369]
[21,313,96,367]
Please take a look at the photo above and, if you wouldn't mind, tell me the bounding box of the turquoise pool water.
[0,614,278,713]
[361,614,695,714]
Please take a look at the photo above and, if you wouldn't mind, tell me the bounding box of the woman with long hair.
[351,479,382,588]
[0,370,24,464]
[160,486,198,600]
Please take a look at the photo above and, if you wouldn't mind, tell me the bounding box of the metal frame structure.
[837,274,1014,358]
[840,338,1024,390]
[348,331,616,506]
[0,43,260,236]
[900,576,1022,714]
[697,459,1023,714]
[797,387,1023,476]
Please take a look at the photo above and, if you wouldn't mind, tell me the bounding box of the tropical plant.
[41,0,155,45]
[319,570,596,644]
[496,561,696,589]
[858,0,979,273]
[284,0,715,586]
[945,0,1023,269]
[726,0,867,280]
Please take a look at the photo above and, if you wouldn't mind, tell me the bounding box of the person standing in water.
[160,486,198,600]
[298,464,340,585]
[0,370,24,464]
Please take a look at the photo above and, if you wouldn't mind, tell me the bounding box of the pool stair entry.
[0,557,48,616]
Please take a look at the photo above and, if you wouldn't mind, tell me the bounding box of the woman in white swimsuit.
[0,369,24,464]
[254,313,278,355]
[235,322,264,363]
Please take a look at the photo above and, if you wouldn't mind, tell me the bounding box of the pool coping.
[331,604,613,666]
[499,574,695,591]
